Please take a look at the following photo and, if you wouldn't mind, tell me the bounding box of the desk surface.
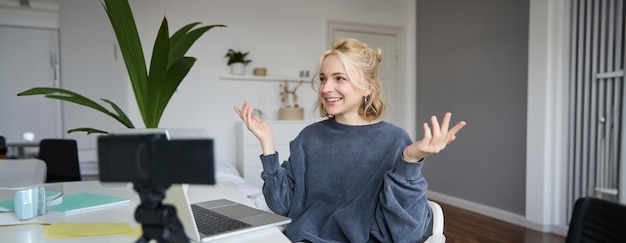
[0,180,290,243]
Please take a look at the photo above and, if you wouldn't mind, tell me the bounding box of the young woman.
[234,38,465,242]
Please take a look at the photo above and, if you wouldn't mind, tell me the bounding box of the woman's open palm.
[403,112,466,162]
[233,101,273,143]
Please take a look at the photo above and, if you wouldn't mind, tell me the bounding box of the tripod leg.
[133,184,190,243]
[161,205,190,243]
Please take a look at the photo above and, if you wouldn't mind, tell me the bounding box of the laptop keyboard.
[191,204,253,236]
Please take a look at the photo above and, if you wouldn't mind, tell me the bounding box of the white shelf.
[220,75,310,83]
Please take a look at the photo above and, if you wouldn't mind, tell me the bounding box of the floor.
[437,201,566,243]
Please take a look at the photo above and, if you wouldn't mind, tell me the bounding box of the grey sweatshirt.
[260,119,431,242]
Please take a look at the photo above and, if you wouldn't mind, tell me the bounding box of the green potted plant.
[225,49,251,75]
[17,0,225,134]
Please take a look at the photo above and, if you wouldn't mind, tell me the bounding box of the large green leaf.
[17,87,134,128]
[102,0,148,121]
[67,128,110,135]
[149,57,196,128]
[169,22,202,49]
[145,17,171,128]
[168,24,225,66]
[17,0,225,134]
[101,98,135,128]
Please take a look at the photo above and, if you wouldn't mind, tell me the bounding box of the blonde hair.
[312,38,385,120]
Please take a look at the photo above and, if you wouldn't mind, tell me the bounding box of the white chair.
[424,200,446,243]
[0,159,47,188]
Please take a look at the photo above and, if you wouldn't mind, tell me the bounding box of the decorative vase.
[230,63,245,75]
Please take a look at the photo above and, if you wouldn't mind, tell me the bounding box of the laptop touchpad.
[210,205,264,219]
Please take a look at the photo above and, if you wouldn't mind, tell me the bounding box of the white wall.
[526,0,570,235]
[52,0,414,170]
[55,0,128,172]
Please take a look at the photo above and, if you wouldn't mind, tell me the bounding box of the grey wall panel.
[416,0,529,215]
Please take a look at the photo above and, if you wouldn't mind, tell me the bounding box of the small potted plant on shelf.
[225,49,252,75]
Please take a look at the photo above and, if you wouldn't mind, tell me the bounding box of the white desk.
[0,180,290,243]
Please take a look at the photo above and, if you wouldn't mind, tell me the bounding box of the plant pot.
[230,63,245,75]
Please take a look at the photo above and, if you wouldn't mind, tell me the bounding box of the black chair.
[565,197,626,243]
[0,135,6,159]
[38,139,82,183]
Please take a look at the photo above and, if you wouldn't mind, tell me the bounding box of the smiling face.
[318,54,371,125]
[313,38,386,123]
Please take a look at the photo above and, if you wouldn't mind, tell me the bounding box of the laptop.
[164,184,291,242]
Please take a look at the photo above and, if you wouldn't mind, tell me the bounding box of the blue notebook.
[47,193,130,215]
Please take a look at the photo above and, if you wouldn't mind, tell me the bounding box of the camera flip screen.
[97,133,215,186]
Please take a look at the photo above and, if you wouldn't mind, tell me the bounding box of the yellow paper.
[44,222,142,238]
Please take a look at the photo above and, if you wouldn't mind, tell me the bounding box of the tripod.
[133,183,189,243]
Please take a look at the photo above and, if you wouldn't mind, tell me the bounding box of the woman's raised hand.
[402,112,466,162]
[234,101,276,154]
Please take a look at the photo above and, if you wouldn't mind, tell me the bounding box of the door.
[0,25,62,152]
[328,21,406,128]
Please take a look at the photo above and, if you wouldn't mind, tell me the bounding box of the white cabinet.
[236,120,315,188]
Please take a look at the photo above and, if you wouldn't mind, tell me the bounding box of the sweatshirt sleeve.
[371,159,432,243]
[259,152,295,215]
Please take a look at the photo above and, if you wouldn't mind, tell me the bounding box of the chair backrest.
[0,135,7,159]
[0,159,47,187]
[424,200,446,243]
[565,197,626,243]
[38,139,81,183]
